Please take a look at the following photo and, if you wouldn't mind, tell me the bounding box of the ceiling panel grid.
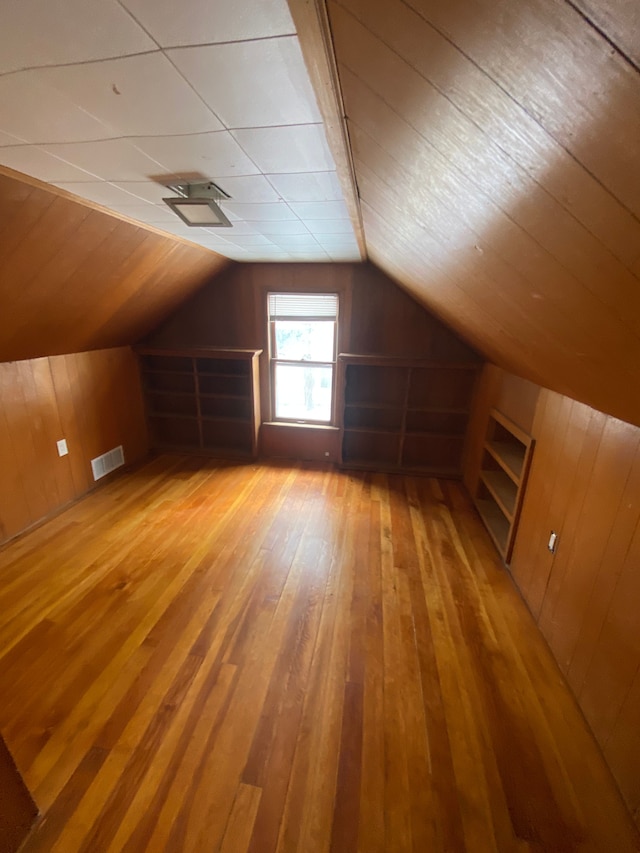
[0,0,361,263]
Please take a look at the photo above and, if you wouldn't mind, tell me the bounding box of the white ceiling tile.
[131,132,260,178]
[315,234,360,246]
[0,0,155,74]
[119,0,295,47]
[154,221,212,240]
[252,220,311,236]
[0,71,112,143]
[223,235,278,248]
[231,124,334,174]
[266,171,343,202]
[107,204,179,223]
[53,181,152,207]
[271,235,323,249]
[286,251,331,261]
[209,175,279,203]
[302,219,355,235]
[110,181,176,204]
[288,200,350,220]
[0,145,99,182]
[193,235,237,248]
[0,129,28,146]
[223,202,297,221]
[221,249,252,260]
[40,139,165,181]
[328,251,361,261]
[202,222,259,236]
[168,37,321,129]
[41,53,223,137]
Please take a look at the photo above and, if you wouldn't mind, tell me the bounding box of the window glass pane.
[274,320,334,362]
[275,364,333,422]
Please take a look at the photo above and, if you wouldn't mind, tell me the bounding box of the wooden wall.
[0,167,230,363]
[143,261,480,459]
[465,365,640,827]
[0,347,148,546]
[144,261,480,360]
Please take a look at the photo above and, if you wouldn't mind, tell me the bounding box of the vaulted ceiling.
[1,0,639,427]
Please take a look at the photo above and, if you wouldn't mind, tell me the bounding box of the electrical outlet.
[324,451,330,457]
[57,439,68,457]
[548,531,558,553]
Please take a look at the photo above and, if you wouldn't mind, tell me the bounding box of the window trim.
[267,293,339,426]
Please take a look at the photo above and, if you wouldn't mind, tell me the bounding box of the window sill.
[263,421,339,431]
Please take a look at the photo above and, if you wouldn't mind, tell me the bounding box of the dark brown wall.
[144,260,480,358]
[465,364,640,827]
[0,347,148,546]
[143,261,479,461]
[0,167,230,362]
[0,733,37,853]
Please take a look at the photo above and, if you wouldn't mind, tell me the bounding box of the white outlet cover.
[57,439,68,457]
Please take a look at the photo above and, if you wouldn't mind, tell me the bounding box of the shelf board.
[200,415,251,424]
[344,400,403,410]
[199,392,250,401]
[339,353,479,369]
[406,406,470,415]
[146,389,194,398]
[340,459,461,478]
[148,412,197,421]
[486,440,525,483]
[197,372,250,379]
[475,498,510,555]
[138,346,262,360]
[480,469,516,521]
[404,430,466,439]
[344,426,400,436]
[141,368,193,376]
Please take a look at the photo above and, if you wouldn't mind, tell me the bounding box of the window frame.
[267,292,339,426]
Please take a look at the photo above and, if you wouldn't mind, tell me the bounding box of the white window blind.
[268,292,338,319]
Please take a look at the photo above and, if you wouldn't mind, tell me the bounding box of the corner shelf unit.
[137,347,262,459]
[337,354,478,477]
[473,408,534,563]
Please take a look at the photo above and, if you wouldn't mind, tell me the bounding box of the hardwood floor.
[0,454,637,852]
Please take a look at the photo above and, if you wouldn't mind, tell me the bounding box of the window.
[268,292,339,423]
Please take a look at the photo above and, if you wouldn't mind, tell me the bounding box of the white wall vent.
[91,445,125,481]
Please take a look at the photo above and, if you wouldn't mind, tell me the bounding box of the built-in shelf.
[137,347,262,459]
[473,408,534,563]
[337,354,478,476]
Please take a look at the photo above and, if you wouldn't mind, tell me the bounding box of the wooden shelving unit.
[337,354,478,476]
[473,408,534,563]
[137,347,262,459]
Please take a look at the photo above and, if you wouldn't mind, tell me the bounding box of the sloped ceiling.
[1,0,640,428]
[0,166,229,362]
[327,0,640,427]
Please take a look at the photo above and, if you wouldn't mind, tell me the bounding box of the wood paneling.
[144,261,480,430]
[465,365,640,827]
[259,422,341,462]
[1,454,638,850]
[0,347,148,546]
[0,167,230,363]
[0,734,37,853]
[326,0,640,428]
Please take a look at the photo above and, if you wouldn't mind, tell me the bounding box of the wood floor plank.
[0,455,638,853]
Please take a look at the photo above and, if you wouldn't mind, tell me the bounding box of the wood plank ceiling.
[0,0,639,429]
[0,167,230,361]
[326,0,640,427]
